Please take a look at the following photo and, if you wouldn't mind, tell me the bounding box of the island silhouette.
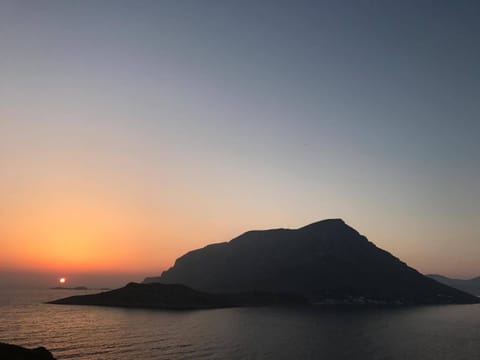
[50,219,479,309]
[49,282,305,309]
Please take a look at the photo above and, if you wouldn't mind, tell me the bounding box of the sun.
[59,277,66,284]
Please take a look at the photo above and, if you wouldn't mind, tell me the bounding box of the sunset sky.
[1,0,479,286]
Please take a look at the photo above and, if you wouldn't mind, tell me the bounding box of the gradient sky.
[1,0,479,286]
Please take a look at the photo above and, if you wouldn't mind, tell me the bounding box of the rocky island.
[50,219,479,309]
[145,219,479,305]
[49,286,89,290]
[48,282,305,309]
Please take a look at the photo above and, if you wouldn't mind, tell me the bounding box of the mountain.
[0,343,56,360]
[427,274,480,296]
[145,219,478,305]
[49,282,305,310]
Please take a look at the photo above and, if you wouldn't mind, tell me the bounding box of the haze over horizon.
[1,0,479,286]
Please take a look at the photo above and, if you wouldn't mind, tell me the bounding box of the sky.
[1,0,479,287]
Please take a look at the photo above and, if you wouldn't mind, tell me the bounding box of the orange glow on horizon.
[59,277,66,284]
[0,188,227,274]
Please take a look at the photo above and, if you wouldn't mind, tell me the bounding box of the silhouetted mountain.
[48,282,306,310]
[428,274,480,296]
[0,343,55,360]
[145,219,479,305]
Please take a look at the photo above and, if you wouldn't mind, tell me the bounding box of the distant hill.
[427,275,480,296]
[48,282,305,310]
[145,219,478,305]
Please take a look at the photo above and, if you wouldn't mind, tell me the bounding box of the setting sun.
[59,277,66,284]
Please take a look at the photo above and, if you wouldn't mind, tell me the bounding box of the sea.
[0,288,479,359]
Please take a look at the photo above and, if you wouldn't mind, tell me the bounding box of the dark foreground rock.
[145,219,479,305]
[48,282,306,310]
[0,343,55,360]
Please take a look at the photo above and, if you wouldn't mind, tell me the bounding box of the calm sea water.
[0,288,479,359]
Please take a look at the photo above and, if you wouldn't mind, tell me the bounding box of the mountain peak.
[298,219,361,238]
[299,218,346,229]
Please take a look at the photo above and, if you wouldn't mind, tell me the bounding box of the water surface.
[0,289,479,359]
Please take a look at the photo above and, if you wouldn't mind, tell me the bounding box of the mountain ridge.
[145,219,478,305]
